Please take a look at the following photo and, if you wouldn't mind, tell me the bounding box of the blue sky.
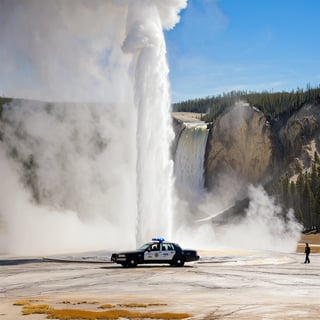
[165,0,320,103]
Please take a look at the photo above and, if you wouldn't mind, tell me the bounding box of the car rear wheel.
[172,256,185,267]
[126,257,138,268]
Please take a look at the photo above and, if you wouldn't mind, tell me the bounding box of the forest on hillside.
[173,85,320,124]
[270,152,320,231]
[0,97,11,114]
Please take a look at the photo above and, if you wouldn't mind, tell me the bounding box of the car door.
[144,243,161,262]
[159,243,176,261]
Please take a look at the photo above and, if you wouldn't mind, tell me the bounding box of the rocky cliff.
[278,104,320,177]
[173,101,320,192]
[205,102,272,189]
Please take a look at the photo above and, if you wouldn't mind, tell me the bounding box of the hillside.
[0,97,11,112]
[173,86,320,124]
[173,87,320,232]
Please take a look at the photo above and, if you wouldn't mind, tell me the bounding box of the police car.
[111,238,200,267]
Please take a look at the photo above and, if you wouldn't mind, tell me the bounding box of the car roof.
[147,241,173,244]
[148,241,176,245]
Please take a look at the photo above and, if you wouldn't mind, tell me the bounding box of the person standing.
[304,243,310,264]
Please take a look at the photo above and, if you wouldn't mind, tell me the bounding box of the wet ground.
[1,250,320,319]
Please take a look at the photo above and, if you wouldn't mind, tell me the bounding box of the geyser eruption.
[0,0,186,254]
[121,1,180,244]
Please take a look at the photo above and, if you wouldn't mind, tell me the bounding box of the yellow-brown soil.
[297,233,320,253]
[14,299,191,320]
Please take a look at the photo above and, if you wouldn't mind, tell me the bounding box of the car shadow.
[100,264,195,270]
[0,259,43,266]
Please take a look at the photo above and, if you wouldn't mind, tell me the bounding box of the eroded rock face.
[173,103,320,192]
[205,102,272,189]
[279,104,320,169]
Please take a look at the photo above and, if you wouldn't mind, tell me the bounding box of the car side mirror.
[147,248,151,252]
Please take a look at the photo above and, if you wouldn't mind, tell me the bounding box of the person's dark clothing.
[304,244,310,264]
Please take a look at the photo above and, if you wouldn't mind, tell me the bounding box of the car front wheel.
[172,256,185,267]
[126,257,138,268]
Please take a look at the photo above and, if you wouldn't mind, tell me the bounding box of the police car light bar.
[152,237,165,243]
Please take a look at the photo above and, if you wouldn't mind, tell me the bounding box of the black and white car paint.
[111,238,200,267]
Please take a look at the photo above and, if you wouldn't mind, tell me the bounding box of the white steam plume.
[0,1,132,103]
[216,185,302,252]
[0,0,186,255]
[0,100,138,254]
[175,184,302,252]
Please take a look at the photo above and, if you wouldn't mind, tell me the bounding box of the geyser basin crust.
[1,250,320,319]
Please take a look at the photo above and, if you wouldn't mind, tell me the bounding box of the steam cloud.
[175,184,302,252]
[0,0,186,255]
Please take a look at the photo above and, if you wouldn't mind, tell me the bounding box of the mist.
[218,185,302,252]
[0,0,132,103]
[0,0,186,255]
[0,99,138,254]
[174,182,302,252]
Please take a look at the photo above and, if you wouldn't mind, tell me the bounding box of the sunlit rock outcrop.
[279,104,320,172]
[205,102,272,189]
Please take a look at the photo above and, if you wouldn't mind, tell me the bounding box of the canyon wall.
[205,103,272,189]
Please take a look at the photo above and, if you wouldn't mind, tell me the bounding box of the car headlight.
[118,254,126,258]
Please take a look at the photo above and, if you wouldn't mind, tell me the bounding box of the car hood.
[182,249,198,254]
[113,250,144,255]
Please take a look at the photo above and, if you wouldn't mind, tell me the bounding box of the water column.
[123,2,175,245]
[174,122,209,197]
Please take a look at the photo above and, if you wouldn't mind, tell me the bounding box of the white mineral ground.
[1,247,320,319]
[172,112,205,123]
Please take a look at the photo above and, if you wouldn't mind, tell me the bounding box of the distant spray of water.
[0,0,187,255]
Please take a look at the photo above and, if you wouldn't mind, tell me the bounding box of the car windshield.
[138,243,152,251]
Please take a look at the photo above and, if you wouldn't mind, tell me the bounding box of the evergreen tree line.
[173,85,320,123]
[0,97,11,116]
[270,152,320,231]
